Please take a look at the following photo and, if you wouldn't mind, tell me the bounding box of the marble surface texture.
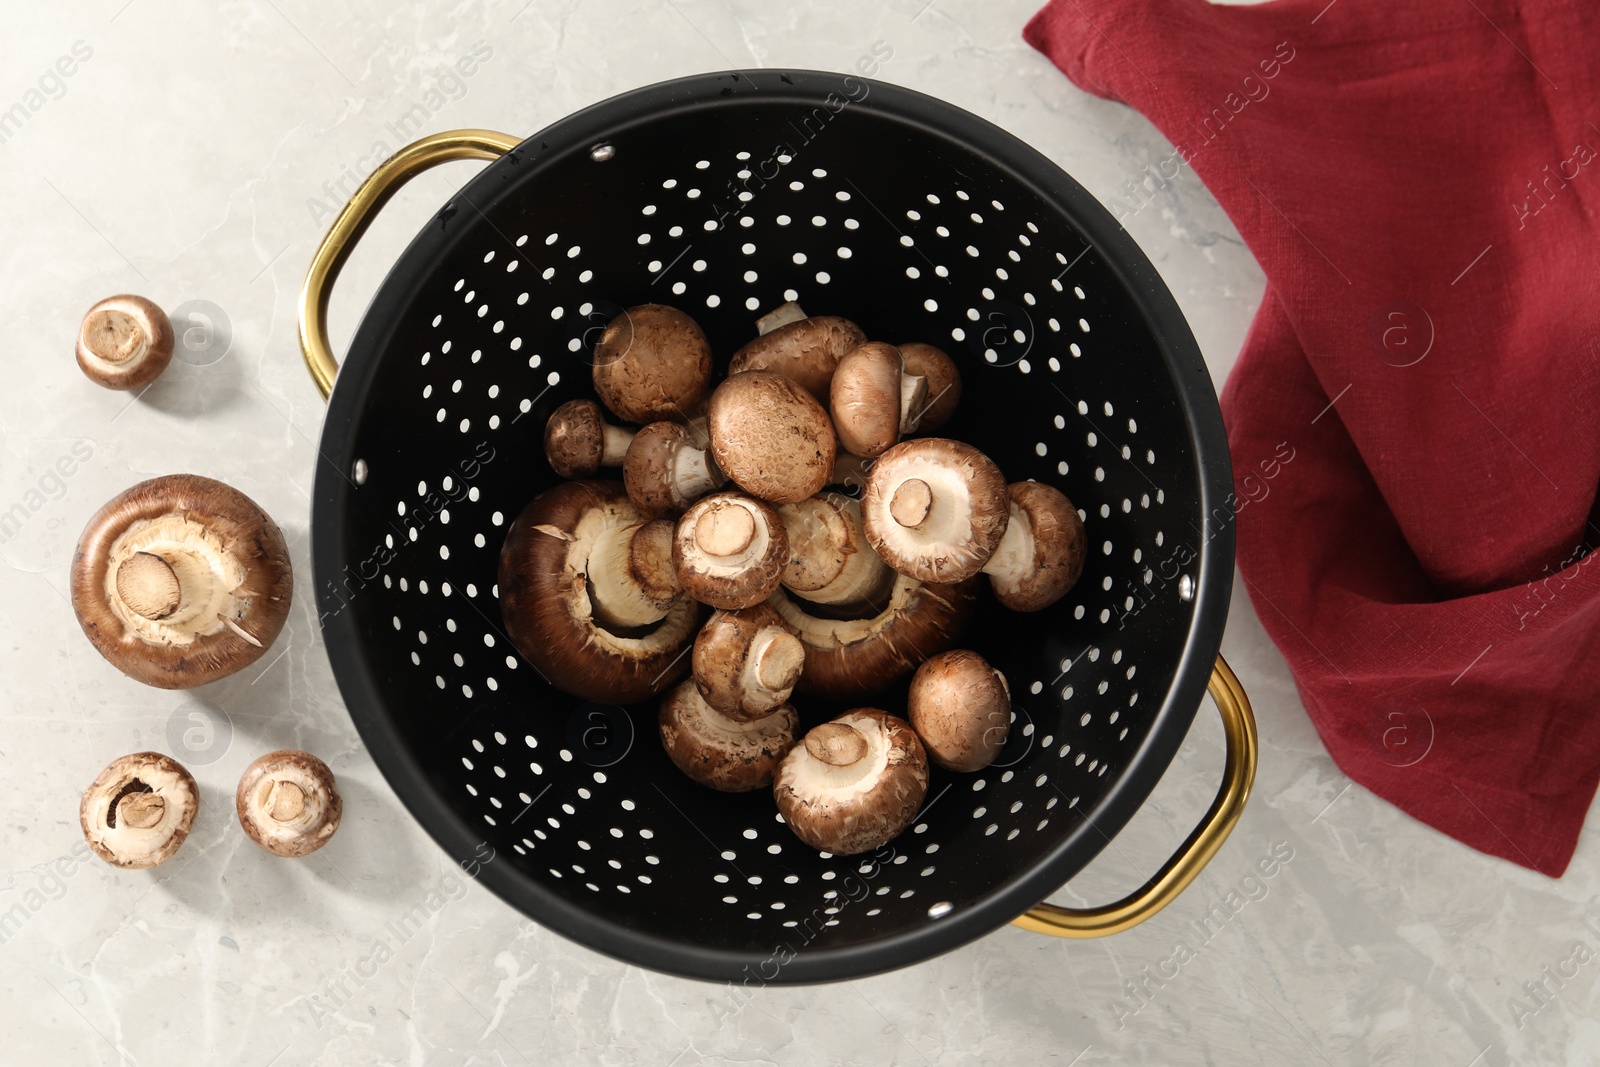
[2,1,1595,1064]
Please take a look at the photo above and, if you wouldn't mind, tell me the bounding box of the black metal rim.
[311,68,1235,984]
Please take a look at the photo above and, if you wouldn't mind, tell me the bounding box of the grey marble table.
[2,1,1593,1064]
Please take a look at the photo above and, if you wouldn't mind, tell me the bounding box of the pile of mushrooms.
[503,300,1089,855]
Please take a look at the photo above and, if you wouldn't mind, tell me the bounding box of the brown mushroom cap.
[728,315,867,401]
[70,475,293,689]
[766,573,979,699]
[545,398,635,478]
[777,493,894,610]
[623,420,726,518]
[592,304,714,424]
[659,679,798,792]
[982,482,1088,612]
[829,343,928,459]
[80,752,198,869]
[773,709,929,855]
[76,295,174,391]
[692,603,805,720]
[898,343,962,431]
[860,438,1010,584]
[673,492,789,610]
[707,371,837,505]
[236,750,343,857]
[907,650,1012,772]
[499,481,703,704]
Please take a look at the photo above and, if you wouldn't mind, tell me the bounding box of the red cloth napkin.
[1026,0,1600,874]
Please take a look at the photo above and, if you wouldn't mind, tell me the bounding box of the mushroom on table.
[659,679,798,792]
[76,294,174,391]
[236,750,343,857]
[70,474,294,688]
[499,480,702,704]
[80,752,199,869]
[907,649,1012,772]
[592,304,714,424]
[773,710,929,855]
[673,492,789,610]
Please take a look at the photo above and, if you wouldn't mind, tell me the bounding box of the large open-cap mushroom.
[659,678,798,792]
[729,308,867,401]
[237,750,342,857]
[71,475,293,689]
[773,709,929,855]
[707,371,837,505]
[80,752,198,869]
[767,573,978,699]
[592,304,714,424]
[981,481,1088,611]
[692,603,805,720]
[907,650,1011,772]
[778,492,894,610]
[829,343,928,459]
[860,438,1010,584]
[76,295,174,391]
[544,398,635,478]
[499,481,702,704]
[673,492,789,610]
[898,343,962,431]
[623,420,726,517]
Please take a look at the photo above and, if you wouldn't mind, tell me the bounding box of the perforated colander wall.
[313,70,1231,982]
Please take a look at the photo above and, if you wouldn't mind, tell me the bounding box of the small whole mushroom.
[860,438,1011,584]
[80,752,199,869]
[623,420,726,517]
[897,343,961,431]
[659,679,798,792]
[76,295,175,391]
[981,482,1088,611]
[499,481,702,704]
[728,306,867,401]
[237,750,343,857]
[707,371,837,505]
[829,343,927,458]
[777,492,894,610]
[544,398,635,478]
[692,604,805,719]
[773,710,929,855]
[70,475,294,688]
[592,304,714,424]
[907,650,1012,772]
[673,492,789,610]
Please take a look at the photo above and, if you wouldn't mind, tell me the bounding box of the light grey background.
[1,1,1593,1064]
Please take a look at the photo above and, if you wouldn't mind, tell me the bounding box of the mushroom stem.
[889,479,933,529]
[982,502,1035,583]
[588,520,683,630]
[805,722,869,766]
[756,301,807,335]
[695,505,756,557]
[898,374,929,435]
[599,424,633,467]
[86,309,149,363]
[116,788,165,829]
[115,552,182,621]
[266,780,307,822]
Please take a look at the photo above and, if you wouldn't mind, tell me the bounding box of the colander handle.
[1012,654,1257,938]
[298,129,521,399]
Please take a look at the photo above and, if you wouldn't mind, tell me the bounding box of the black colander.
[301,69,1256,984]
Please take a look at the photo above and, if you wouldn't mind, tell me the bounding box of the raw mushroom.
[80,752,198,869]
[71,475,294,688]
[544,398,635,478]
[766,573,979,699]
[692,603,805,719]
[623,420,726,517]
[499,481,702,704]
[898,343,962,431]
[76,295,174,391]
[729,308,867,401]
[237,750,343,857]
[860,438,1010,583]
[707,371,837,505]
[981,482,1088,611]
[773,709,929,855]
[907,650,1012,772]
[659,678,798,791]
[673,492,789,610]
[777,492,894,610]
[829,343,928,458]
[592,304,714,424]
